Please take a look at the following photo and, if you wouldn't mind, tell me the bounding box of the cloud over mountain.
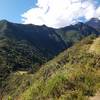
[22,0,100,28]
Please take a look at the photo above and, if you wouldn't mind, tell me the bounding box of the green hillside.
[0,20,99,83]
[0,19,100,100]
[0,20,67,91]
[56,22,99,47]
[1,35,100,100]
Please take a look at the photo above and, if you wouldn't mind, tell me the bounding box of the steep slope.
[56,22,99,47]
[2,35,100,100]
[0,19,100,100]
[0,20,99,74]
[0,20,67,72]
[0,20,67,98]
[0,20,66,58]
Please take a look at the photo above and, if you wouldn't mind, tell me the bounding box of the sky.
[0,0,37,23]
[0,0,100,28]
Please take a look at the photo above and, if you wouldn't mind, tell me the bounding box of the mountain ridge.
[0,18,99,75]
[0,18,100,100]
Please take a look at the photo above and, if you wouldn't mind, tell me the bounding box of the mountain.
[56,22,99,47]
[0,20,67,95]
[1,35,100,100]
[0,20,99,73]
[0,20,67,72]
[87,18,100,32]
[0,19,100,99]
[0,20,66,58]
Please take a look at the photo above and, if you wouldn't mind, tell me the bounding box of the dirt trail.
[90,92,100,100]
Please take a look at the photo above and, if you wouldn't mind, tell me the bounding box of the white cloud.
[95,7,100,18]
[22,0,100,28]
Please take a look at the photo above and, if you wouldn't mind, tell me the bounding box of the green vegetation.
[56,22,99,48]
[0,20,66,98]
[0,20,100,100]
[1,35,100,100]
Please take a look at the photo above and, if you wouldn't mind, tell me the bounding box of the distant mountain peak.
[0,19,11,27]
[90,18,100,20]
[86,18,100,31]
[75,22,84,27]
[0,19,9,23]
[89,18,100,23]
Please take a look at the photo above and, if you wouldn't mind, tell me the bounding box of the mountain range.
[0,18,100,100]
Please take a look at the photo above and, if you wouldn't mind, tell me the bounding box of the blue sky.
[0,0,36,23]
